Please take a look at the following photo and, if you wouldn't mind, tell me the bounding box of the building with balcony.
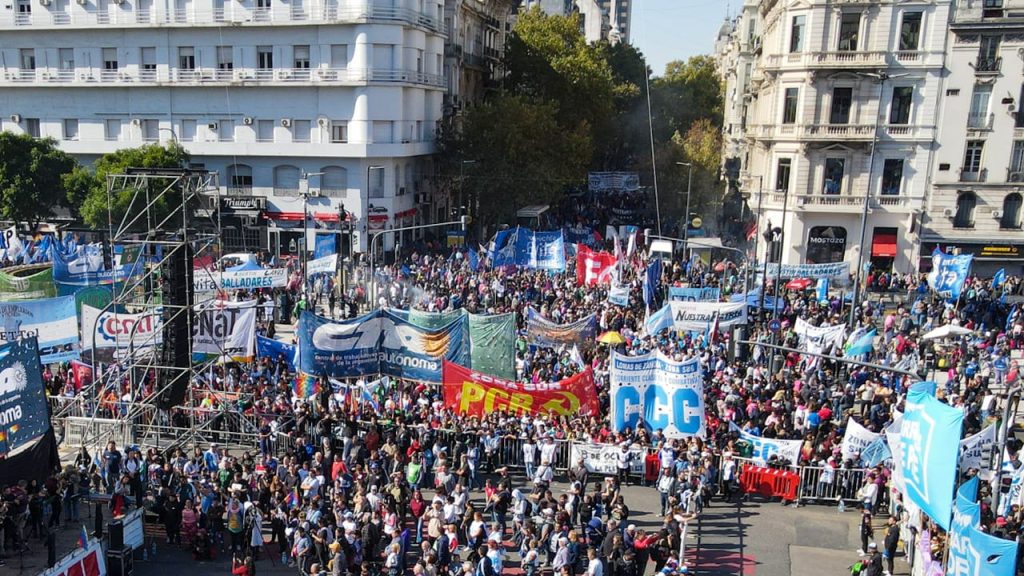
[519,0,629,43]
[716,0,950,274]
[923,0,1024,275]
[0,0,448,256]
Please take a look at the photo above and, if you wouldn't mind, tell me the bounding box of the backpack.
[849,561,863,575]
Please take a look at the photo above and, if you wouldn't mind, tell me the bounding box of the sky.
[630,0,732,76]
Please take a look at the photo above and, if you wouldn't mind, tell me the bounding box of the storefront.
[919,241,1024,276]
[218,196,267,252]
[805,226,847,264]
[869,227,898,272]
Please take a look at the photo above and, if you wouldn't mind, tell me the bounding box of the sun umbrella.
[597,331,626,345]
[922,324,974,340]
[713,261,727,273]
[785,278,812,290]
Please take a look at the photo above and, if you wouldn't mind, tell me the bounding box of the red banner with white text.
[443,361,600,418]
[576,244,618,286]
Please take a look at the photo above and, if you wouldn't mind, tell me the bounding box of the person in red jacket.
[231,554,255,576]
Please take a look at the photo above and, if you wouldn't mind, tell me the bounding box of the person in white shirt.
[522,437,537,480]
[616,444,632,486]
[539,437,557,467]
[586,548,603,576]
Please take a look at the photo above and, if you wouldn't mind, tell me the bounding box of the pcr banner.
[192,300,257,361]
[442,361,599,418]
[668,300,747,332]
[570,443,645,475]
[610,351,705,438]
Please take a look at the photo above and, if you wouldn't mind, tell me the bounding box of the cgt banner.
[669,301,747,332]
[192,300,257,362]
[900,387,965,531]
[570,443,645,475]
[610,351,705,438]
[194,267,288,292]
[443,361,599,418]
[0,296,79,364]
[0,337,50,454]
[526,307,598,349]
[80,305,163,353]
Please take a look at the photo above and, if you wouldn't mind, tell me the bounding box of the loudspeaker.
[158,242,194,410]
[107,547,134,576]
[108,519,124,551]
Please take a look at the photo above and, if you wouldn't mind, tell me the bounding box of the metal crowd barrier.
[727,456,871,504]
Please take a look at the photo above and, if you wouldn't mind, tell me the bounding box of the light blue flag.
[949,476,1018,576]
[816,278,829,303]
[993,268,1006,291]
[909,380,937,397]
[859,437,892,468]
[844,329,876,356]
[645,304,674,336]
[900,388,965,531]
[466,247,479,271]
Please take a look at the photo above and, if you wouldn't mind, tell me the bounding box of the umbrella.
[785,278,812,290]
[713,261,727,273]
[597,331,626,345]
[922,324,974,340]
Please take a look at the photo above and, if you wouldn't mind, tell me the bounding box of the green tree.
[65,142,190,229]
[0,133,77,226]
[653,55,723,143]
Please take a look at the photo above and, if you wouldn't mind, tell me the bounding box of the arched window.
[226,164,253,193]
[273,165,301,195]
[1003,193,1023,229]
[320,166,348,198]
[954,192,977,228]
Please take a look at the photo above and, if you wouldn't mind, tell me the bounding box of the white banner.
[840,418,880,462]
[729,421,802,465]
[569,443,645,475]
[610,351,705,438]
[794,318,846,353]
[668,300,747,332]
[192,300,256,361]
[193,268,288,292]
[756,261,850,280]
[960,425,997,479]
[80,305,163,352]
[306,253,338,276]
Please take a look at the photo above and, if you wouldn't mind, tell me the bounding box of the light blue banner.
[0,296,79,363]
[314,233,336,259]
[610,352,705,438]
[50,242,142,287]
[727,421,803,463]
[491,227,566,271]
[608,285,630,306]
[669,286,720,302]
[901,388,964,531]
[949,476,1017,576]
[256,335,296,370]
[927,248,973,301]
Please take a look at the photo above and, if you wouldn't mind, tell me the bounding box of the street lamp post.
[676,162,693,244]
[363,165,385,254]
[460,160,476,219]
[298,171,324,298]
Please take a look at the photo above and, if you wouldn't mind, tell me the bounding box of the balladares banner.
[526,307,598,349]
[80,305,164,353]
[0,337,50,453]
[668,300,747,332]
[756,261,850,280]
[0,296,79,363]
[0,265,56,301]
[194,267,288,292]
[298,309,470,382]
[192,300,257,361]
[610,351,705,438]
[442,361,599,418]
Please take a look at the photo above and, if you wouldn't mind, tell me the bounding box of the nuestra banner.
[610,351,705,438]
[442,361,599,418]
[193,267,288,292]
[668,301,747,332]
[192,300,257,361]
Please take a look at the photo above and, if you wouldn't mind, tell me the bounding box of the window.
[294,45,310,69]
[102,47,118,70]
[321,166,348,197]
[227,164,253,191]
[782,87,798,124]
[331,121,348,143]
[1012,140,1024,180]
[257,119,274,142]
[140,47,156,71]
[292,120,311,142]
[20,49,35,70]
[1018,85,1024,128]
[257,46,273,69]
[180,119,197,141]
[838,13,861,51]
[890,87,912,125]
[63,119,78,140]
[978,35,1001,72]
[369,166,385,198]
[217,46,233,70]
[331,44,348,68]
[775,158,792,192]
[58,48,74,70]
[954,192,977,228]
[1003,193,1023,229]
[881,159,903,195]
[105,119,121,141]
[273,165,301,195]
[899,12,922,51]
[963,140,985,177]
[179,47,195,70]
[142,119,159,141]
[830,87,853,124]
[25,118,40,138]
[824,158,845,195]
[218,119,235,142]
[372,121,392,143]
[789,15,805,53]
[16,0,30,14]
[969,84,992,128]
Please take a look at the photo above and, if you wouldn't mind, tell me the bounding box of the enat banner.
[256,335,296,370]
[668,300,747,332]
[840,418,880,462]
[0,338,50,453]
[927,248,974,301]
[570,443,645,475]
[442,361,599,418]
[901,387,965,531]
[490,228,566,271]
[80,305,163,353]
[525,307,598,348]
[756,261,850,281]
[194,267,288,292]
[728,421,803,464]
[192,300,257,361]
[0,265,56,301]
[960,425,997,478]
[576,245,617,286]
[949,477,1018,576]
[0,296,79,363]
[610,351,705,438]
[794,318,846,353]
[298,309,470,382]
[306,253,337,276]
[668,287,720,302]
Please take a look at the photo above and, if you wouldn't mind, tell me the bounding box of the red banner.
[576,244,617,286]
[70,360,93,392]
[443,361,599,418]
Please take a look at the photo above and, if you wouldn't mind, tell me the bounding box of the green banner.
[468,312,516,379]
[0,264,56,300]
[406,308,466,330]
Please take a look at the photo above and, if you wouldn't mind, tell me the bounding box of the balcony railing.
[974,57,1001,74]
[803,124,875,139]
[2,3,445,32]
[1008,168,1024,182]
[967,113,995,130]
[751,191,920,211]
[0,67,444,88]
[960,168,988,182]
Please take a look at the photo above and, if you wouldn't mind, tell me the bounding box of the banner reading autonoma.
[0,337,50,453]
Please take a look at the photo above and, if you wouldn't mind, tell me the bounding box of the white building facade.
[520,0,629,43]
[0,0,448,256]
[924,0,1024,276]
[720,0,950,275]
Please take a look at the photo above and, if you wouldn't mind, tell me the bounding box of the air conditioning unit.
[943,208,955,218]
[9,114,21,123]
[280,118,291,127]
[317,118,329,127]
[993,210,1003,218]
[208,122,219,131]
[131,118,141,126]
[75,0,86,5]
[308,188,321,197]
[39,0,51,6]
[243,117,254,125]
[40,72,50,80]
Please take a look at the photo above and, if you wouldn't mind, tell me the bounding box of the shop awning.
[396,208,417,218]
[313,212,340,222]
[264,211,304,221]
[368,214,389,223]
[871,232,898,258]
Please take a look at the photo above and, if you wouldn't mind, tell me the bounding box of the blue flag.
[927,248,973,301]
[1008,304,1020,332]
[644,304,674,336]
[993,268,1006,291]
[643,258,662,309]
[909,380,937,397]
[900,388,965,531]
[844,329,876,356]
[466,247,479,271]
[950,476,1018,576]
[815,278,829,303]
